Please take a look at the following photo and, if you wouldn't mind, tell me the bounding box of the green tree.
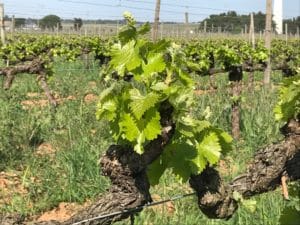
[199,11,276,34]
[39,15,62,31]
[74,18,83,31]
[15,18,26,28]
[283,16,300,34]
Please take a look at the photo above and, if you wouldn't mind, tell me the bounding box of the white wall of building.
[273,0,283,34]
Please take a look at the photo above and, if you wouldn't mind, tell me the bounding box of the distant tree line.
[74,18,83,31]
[199,11,274,33]
[283,16,300,34]
[4,12,299,34]
[39,15,62,31]
[199,11,299,34]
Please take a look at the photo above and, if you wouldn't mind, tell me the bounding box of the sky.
[1,0,300,22]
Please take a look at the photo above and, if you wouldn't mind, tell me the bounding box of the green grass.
[0,60,292,224]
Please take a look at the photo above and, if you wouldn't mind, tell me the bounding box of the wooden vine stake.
[11,15,15,34]
[248,13,255,90]
[152,0,161,42]
[185,11,189,38]
[285,23,288,44]
[264,0,272,86]
[0,3,6,46]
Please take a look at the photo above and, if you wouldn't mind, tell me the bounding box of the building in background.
[4,20,11,31]
[273,0,283,34]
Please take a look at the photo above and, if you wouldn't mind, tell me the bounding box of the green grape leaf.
[274,76,300,122]
[134,109,161,153]
[147,156,167,185]
[144,109,161,140]
[98,82,121,102]
[129,89,161,120]
[96,99,117,121]
[212,128,233,154]
[134,132,145,154]
[178,69,194,88]
[187,60,201,71]
[119,113,139,142]
[190,153,207,175]
[110,40,142,76]
[169,88,194,110]
[137,22,151,35]
[180,116,211,133]
[118,109,161,154]
[166,142,196,182]
[151,82,169,91]
[195,132,222,168]
[142,53,166,77]
[118,25,137,45]
[177,122,194,138]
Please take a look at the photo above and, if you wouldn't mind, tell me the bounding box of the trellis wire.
[72,192,196,225]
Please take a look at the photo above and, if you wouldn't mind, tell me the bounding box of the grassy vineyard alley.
[1,57,296,224]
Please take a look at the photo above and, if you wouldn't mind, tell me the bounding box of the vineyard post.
[297,26,299,38]
[285,23,288,44]
[249,13,255,48]
[248,13,256,90]
[185,11,189,37]
[11,15,15,34]
[56,23,60,35]
[264,0,272,86]
[244,24,248,39]
[152,0,161,42]
[172,25,175,38]
[259,30,262,40]
[204,20,207,33]
[0,3,6,46]
[116,20,119,36]
[160,22,163,39]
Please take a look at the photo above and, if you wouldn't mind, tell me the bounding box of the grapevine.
[96,13,232,184]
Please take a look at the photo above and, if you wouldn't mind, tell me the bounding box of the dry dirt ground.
[0,141,89,223]
[36,202,91,223]
[20,92,98,109]
[0,171,28,208]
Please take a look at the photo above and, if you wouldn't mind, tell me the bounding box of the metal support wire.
[72,192,196,225]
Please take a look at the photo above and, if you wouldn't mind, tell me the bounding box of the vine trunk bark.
[1,118,299,225]
[0,59,57,107]
[229,66,243,140]
[190,119,300,219]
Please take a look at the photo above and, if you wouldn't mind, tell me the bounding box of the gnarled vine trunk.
[0,58,57,107]
[190,119,300,219]
[1,117,299,225]
[229,66,243,140]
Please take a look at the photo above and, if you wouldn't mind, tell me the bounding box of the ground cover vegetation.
[0,13,299,225]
